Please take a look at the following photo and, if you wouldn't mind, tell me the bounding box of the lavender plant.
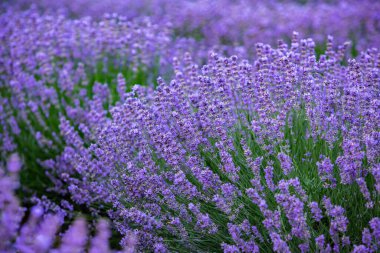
[44,33,379,252]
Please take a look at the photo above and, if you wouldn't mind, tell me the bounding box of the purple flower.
[222,243,240,253]
[369,218,380,242]
[275,192,310,240]
[315,235,325,250]
[153,242,167,253]
[323,197,349,251]
[362,228,372,247]
[336,139,365,184]
[356,178,373,208]
[309,202,323,222]
[264,165,276,191]
[277,153,293,175]
[371,164,380,195]
[270,232,291,253]
[352,245,370,253]
[188,203,218,234]
[57,218,88,253]
[6,154,21,173]
[316,157,336,188]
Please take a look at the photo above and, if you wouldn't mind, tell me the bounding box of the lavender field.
[1,0,380,252]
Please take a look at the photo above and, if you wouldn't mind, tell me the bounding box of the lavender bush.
[50,33,379,252]
[1,2,380,253]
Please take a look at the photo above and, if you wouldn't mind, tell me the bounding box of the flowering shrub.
[0,2,380,253]
[43,32,379,251]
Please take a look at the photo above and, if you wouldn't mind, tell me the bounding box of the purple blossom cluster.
[1,2,380,253]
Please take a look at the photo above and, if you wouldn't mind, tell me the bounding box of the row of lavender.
[8,0,380,51]
[50,34,380,252]
[0,3,380,253]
